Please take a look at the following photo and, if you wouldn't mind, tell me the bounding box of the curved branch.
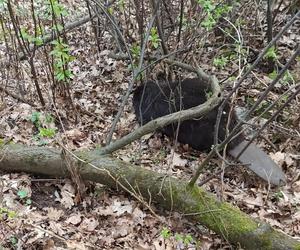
[98,75,221,155]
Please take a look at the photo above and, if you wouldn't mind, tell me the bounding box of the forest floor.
[0,1,300,249]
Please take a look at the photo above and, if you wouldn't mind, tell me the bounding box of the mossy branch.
[0,144,299,250]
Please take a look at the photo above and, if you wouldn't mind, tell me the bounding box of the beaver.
[133,78,286,186]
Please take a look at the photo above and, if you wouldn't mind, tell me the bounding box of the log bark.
[0,144,299,250]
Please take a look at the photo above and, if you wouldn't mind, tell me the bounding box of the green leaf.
[34,37,44,46]
[160,227,171,239]
[175,233,183,241]
[183,234,193,245]
[17,190,28,199]
[31,112,41,126]
[10,237,18,245]
[38,128,56,138]
[282,70,294,84]
[268,70,278,80]
[8,210,17,218]
[26,199,32,205]
[213,56,228,69]
[264,46,278,61]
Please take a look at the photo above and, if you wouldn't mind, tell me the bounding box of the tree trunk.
[0,144,299,250]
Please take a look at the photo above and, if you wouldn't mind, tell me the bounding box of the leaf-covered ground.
[0,0,300,249]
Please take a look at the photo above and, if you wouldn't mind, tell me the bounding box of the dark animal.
[133,78,242,151]
[133,78,286,186]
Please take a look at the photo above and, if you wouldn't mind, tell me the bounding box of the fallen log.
[0,144,299,250]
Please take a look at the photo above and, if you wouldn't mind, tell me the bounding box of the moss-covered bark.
[0,144,299,250]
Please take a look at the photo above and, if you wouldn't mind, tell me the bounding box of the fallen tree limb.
[0,144,299,249]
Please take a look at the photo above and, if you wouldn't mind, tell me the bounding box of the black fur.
[133,78,243,150]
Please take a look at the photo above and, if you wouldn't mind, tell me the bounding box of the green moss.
[169,183,258,242]
[0,139,15,148]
